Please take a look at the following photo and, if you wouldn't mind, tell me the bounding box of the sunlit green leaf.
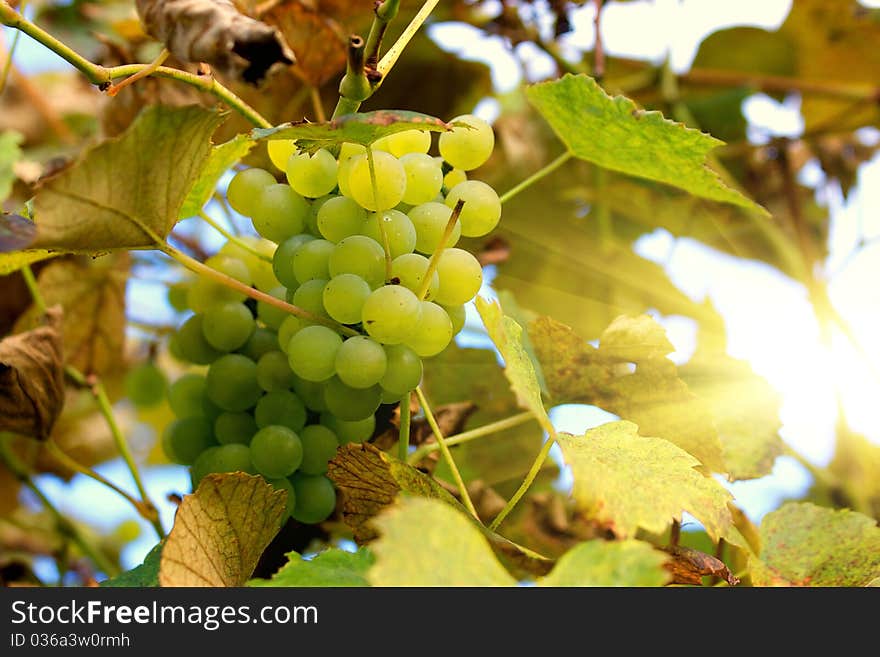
[180,134,254,219]
[539,539,670,587]
[249,548,373,587]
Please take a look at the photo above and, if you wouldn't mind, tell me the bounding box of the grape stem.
[398,392,411,461]
[416,199,464,300]
[364,0,400,69]
[159,242,361,337]
[415,386,478,519]
[364,145,394,280]
[408,411,534,464]
[499,152,573,205]
[0,2,271,128]
[0,434,120,577]
[197,211,272,263]
[489,435,557,531]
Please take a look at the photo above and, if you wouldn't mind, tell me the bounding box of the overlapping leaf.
[557,421,733,541]
[159,473,287,587]
[179,134,254,219]
[249,548,373,587]
[101,542,163,587]
[539,540,670,587]
[369,497,517,586]
[750,503,880,587]
[526,74,762,211]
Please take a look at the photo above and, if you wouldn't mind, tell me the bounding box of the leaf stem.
[364,0,400,69]
[20,263,46,314]
[416,199,464,300]
[489,435,556,531]
[159,242,360,337]
[408,411,534,464]
[499,152,573,205]
[0,0,25,95]
[415,386,478,519]
[106,48,169,97]
[0,434,119,576]
[377,0,439,79]
[365,146,394,279]
[398,392,411,461]
[197,211,271,262]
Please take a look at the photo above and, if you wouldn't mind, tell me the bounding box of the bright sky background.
[5,0,879,575]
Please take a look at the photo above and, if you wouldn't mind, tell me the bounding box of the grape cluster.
[162,114,498,524]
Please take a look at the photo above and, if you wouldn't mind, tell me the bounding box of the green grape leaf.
[680,348,783,481]
[475,297,553,434]
[28,105,223,253]
[692,27,797,78]
[525,74,762,212]
[828,428,880,519]
[557,421,733,541]
[529,314,725,472]
[750,503,880,587]
[179,134,254,219]
[101,542,163,587]
[539,539,670,587]
[15,254,128,377]
[159,472,287,587]
[369,497,517,586]
[251,110,453,153]
[0,130,23,202]
[249,548,374,587]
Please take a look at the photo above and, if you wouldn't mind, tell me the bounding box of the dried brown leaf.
[0,307,65,440]
[662,545,739,586]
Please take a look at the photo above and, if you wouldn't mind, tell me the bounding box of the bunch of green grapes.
[162,114,498,525]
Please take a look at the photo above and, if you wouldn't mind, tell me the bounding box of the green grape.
[361,210,416,259]
[205,354,262,412]
[286,149,338,198]
[317,196,367,243]
[162,416,216,466]
[408,202,461,254]
[250,425,303,478]
[191,444,255,488]
[339,142,366,162]
[406,301,453,357]
[443,168,467,191]
[257,285,289,330]
[438,114,494,171]
[304,194,328,236]
[336,154,358,199]
[167,373,208,418]
[221,237,279,292]
[273,234,316,288]
[390,253,439,301]
[227,168,275,216]
[348,151,406,211]
[435,248,483,305]
[361,285,422,344]
[292,376,329,412]
[323,376,382,421]
[443,303,467,335]
[250,183,309,243]
[322,273,371,325]
[286,325,342,381]
[267,139,296,171]
[266,476,296,517]
[214,411,257,445]
[334,336,387,389]
[256,350,295,391]
[380,344,423,397]
[277,315,306,351]
[445,180,501,237]
[400,153,443,205]
[254,389,307,431]
[202,302,255,352]
[292,239,334,284]
[320,412,375,444]
[298,424,339,475]
[328,235,386,288]
[383,129,431,157]
[125,362,167,408]
[239,326,279,361]
[167,280,190,312]
[290,474,336,524]
[291,279,329,318]
[187,255,251,312]
[190,446,218,488]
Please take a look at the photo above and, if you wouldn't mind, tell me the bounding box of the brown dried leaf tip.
[0,307,65,441]
[136,0,296,84]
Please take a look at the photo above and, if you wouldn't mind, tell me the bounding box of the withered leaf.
[0,307,65,440]
[159,473,287,586]
[136,0,295,84]
[662,545,739,586]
